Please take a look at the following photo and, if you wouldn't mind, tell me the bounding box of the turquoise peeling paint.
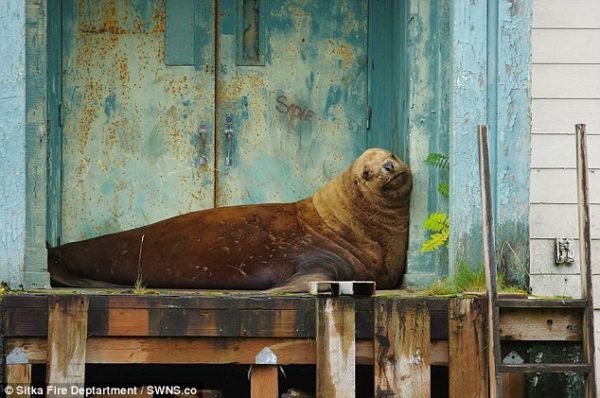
[449,0,531,286]
[448,0,488,275]
[25,0,51,287]
[403,0,452,287]
[0,1,26,287]
[494,0,531,287]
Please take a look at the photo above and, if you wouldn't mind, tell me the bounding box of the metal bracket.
[555,238,575,265]
[255,347,277,365]
[6,347,29,365]
[502,350,524,365]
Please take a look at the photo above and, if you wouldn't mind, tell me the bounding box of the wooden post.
[449,298,487,398]
[316,296,355,398]
[250,365,278,398]
[5,364,32,398]
[374,299,430,397]
[477,125,502,397]
[575,123,597,398]
[501,374,525,398]
[46,296,89,397]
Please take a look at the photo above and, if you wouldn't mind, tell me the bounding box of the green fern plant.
[420,153,450,253]
[425,153,449,169]
[420,212,449,253]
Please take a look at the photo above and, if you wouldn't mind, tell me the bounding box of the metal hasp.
[197,124,208,166]
[555,238,575,265]
[224,114,234,166]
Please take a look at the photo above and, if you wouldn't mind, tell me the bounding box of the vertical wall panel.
[494,0,531,286]
[404,0,451,286]
[448,0,488,275]
[25,0,51,287]
[0,1,26,288]
[449,0,531,284]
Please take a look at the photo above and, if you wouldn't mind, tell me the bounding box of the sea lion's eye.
[362,169,371,180]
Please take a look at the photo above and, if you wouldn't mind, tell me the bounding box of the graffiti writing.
[276,95,315,122]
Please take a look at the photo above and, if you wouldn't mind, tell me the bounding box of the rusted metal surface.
[215,0,368,206]
[61,0,215,241]
[59,0,369,240]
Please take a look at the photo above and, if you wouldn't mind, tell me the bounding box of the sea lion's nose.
[383,161,395,173]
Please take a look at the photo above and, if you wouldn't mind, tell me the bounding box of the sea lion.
[49,148,412,292]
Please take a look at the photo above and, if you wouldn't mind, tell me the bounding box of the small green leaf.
[424,153,449,169]
[420,230,449,253]
[422,212,449,233]
[438,183,449,197]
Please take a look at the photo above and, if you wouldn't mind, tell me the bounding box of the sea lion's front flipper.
[267,251,354,293]
[266,272,332,293]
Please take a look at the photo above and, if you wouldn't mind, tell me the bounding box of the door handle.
[197,124,208,166]
[224,114,234,166]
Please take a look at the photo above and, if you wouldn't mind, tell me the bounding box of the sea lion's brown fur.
[49,148,412,292]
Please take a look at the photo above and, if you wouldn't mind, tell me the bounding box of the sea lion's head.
[351,148,412,206]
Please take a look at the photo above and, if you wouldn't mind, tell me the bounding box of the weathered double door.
[56,0,369,242]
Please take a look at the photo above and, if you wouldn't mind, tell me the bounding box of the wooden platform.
[0,291,588,397]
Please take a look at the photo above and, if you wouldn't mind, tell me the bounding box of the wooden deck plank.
[448,298,487,398]
[1,295,587,341]
[46,296,89,397]
[239,309,313,337]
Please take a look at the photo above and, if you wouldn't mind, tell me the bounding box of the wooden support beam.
[250,365,278,398]
[374,300,430,398]
[5,364,32,398]
[316,296,355,398]
[501,374,524,398]
[449,298,487,398]
[4,337,450,366]
[46,296,89,397]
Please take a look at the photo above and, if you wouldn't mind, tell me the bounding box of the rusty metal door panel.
[60,0,215,242]
[215,0,368,206]
[57,0,370,241]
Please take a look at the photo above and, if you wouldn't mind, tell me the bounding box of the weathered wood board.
[46,296,89,396]
[374,300,430,397]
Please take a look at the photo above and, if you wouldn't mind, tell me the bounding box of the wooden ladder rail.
[575,123,597,398]
[477,124,597,398]
[477,125,502,397]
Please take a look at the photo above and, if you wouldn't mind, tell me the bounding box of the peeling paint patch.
[103,92,116,118]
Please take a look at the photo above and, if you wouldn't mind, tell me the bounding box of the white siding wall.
[531,0,600,384]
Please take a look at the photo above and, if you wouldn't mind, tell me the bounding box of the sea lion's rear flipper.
[48,247,127,288]
[267,251,354,293]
